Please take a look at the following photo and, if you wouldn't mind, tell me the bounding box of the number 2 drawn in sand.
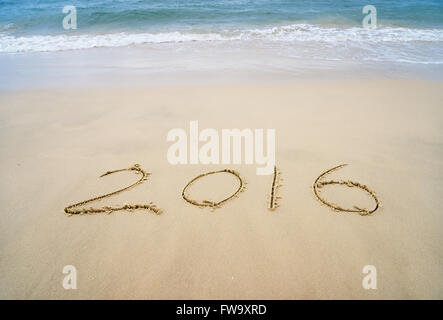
[64,164,162,216]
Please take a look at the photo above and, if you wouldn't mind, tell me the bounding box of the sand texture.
[0,80,442,299]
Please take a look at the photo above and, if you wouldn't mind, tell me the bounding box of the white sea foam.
[1,24,442,56]
[0,32,231,53]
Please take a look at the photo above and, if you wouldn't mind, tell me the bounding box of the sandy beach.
[0,80,442,299]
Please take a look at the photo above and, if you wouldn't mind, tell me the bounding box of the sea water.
[1,0,442,88]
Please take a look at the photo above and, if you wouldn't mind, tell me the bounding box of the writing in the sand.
[64,164,381,216]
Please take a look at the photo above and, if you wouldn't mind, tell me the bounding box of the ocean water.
[1,0,443,88]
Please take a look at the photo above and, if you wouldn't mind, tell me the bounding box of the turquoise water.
[0,1,442,88]
[1,1,442,49]
[1,0,443,35]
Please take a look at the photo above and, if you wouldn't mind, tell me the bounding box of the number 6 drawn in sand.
[64,164,162,216]
[313,164,380,216]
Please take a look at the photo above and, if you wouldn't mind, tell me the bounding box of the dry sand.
[0,80,442,299]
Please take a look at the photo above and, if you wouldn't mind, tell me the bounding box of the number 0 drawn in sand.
[181,169,246,211]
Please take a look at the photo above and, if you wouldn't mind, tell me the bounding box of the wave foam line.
[1,24,442,53]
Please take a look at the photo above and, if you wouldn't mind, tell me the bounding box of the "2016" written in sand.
[64,163,380,217]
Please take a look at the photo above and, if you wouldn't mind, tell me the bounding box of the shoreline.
[2,45,443,91]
